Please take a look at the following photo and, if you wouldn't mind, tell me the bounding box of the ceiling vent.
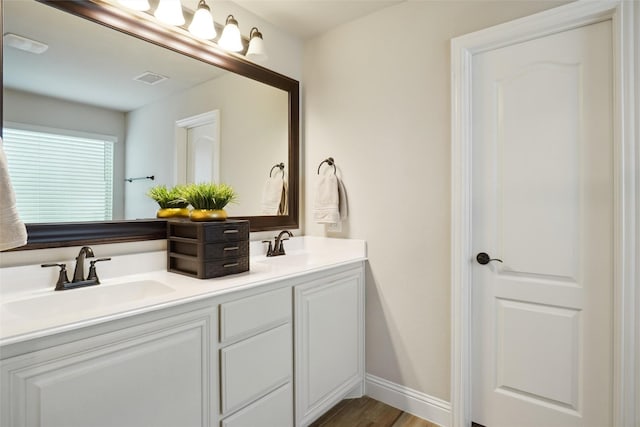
[133,71,168,85]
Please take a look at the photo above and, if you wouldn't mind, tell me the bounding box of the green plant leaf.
[146,184,190,208]
[181,182,238,210]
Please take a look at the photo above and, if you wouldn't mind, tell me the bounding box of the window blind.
[3,127,114,223]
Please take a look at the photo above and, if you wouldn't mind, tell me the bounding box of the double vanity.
[0,236,366,427]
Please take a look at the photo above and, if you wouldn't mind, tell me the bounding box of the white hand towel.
[337,177,348,221]
[0,137,28,251]
[278,180,288,215]
[261,176,285,215]
[313,174,340,224]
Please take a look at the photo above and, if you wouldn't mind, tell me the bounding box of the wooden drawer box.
[168,239,249,260]
[167,220,250,279]
[168,220,249,242]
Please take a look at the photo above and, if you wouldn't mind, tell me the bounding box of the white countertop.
[0,236,366,347]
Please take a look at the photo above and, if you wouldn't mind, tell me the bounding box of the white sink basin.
[254,252,317,267]
[3,280,174,318]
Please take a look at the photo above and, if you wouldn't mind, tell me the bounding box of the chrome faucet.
[273,230,293,256]
[72,246,95,282]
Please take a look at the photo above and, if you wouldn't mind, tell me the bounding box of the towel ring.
[270,162,285,178]
[317,157,336,175]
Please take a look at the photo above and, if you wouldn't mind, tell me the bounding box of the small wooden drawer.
[168,254,249,279]
[220,287,291,343]
[221,383,293,427]
[220,323,292,415]
[167,220,250,279]
[168,240,249,260]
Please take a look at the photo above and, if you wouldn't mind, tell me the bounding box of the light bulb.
[218,15,243,52]
[246,27,267,61]
[154,0,185,26]
[188,0,216,40]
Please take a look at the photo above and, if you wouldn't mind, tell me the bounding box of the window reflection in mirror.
[3,0,290,223]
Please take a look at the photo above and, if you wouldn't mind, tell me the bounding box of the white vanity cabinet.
[0,303,217,427]
[0,258,365,427]
[294,265,365,427]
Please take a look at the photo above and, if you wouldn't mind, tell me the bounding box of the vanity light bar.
[115,0,267,61]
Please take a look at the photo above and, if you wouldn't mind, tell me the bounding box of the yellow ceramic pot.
[156,207,190,218]
[190,209,227,221]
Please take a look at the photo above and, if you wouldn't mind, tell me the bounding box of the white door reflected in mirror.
[188,125,219,183]
[177,110,221,184]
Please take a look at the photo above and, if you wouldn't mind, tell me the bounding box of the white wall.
[2,88,126,219]
[124,73,288,219]
[303,0,568,402]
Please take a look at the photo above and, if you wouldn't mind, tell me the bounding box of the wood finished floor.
[309,396,440,427]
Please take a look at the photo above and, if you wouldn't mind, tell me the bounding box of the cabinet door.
[0,307,216,427]
[294,266,364,426]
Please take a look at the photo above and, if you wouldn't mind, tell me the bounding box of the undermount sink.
[254,252,317,267]
[3,280,174,319]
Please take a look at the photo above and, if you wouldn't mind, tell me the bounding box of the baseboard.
[365,374,451,427]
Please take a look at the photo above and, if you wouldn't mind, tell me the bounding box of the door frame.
[450,2,638,427]
[174,109,221,184]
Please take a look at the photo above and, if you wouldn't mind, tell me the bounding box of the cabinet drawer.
[220,323,292,414]
[169,255,249,279]
[202,221,249,242]
[220,287,291,343]
[169,240,249,260]
[221,383,293,427]
[168,220,249,243]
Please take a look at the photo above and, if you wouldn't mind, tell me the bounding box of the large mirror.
[1,0,300,249]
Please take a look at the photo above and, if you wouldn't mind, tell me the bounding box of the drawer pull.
[223,229,239,234]
[224,246,239,251]
[224,262,240,268]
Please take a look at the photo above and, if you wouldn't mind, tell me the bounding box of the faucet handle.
[41,263,70,291]
[87,258,111,284]
[262,240,274,256]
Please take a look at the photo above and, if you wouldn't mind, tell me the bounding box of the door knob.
[476,252,503,265]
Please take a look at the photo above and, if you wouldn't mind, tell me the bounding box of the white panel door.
[471,20,612,427]
[187,122,219,183]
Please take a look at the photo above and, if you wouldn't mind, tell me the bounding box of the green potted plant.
[181,182,238,221]
[146,184,190,218]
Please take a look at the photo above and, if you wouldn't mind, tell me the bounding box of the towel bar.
[317,157,336,175]
[125,175,155,183]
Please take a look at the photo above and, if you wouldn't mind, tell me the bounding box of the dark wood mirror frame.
[1,0,299,250]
